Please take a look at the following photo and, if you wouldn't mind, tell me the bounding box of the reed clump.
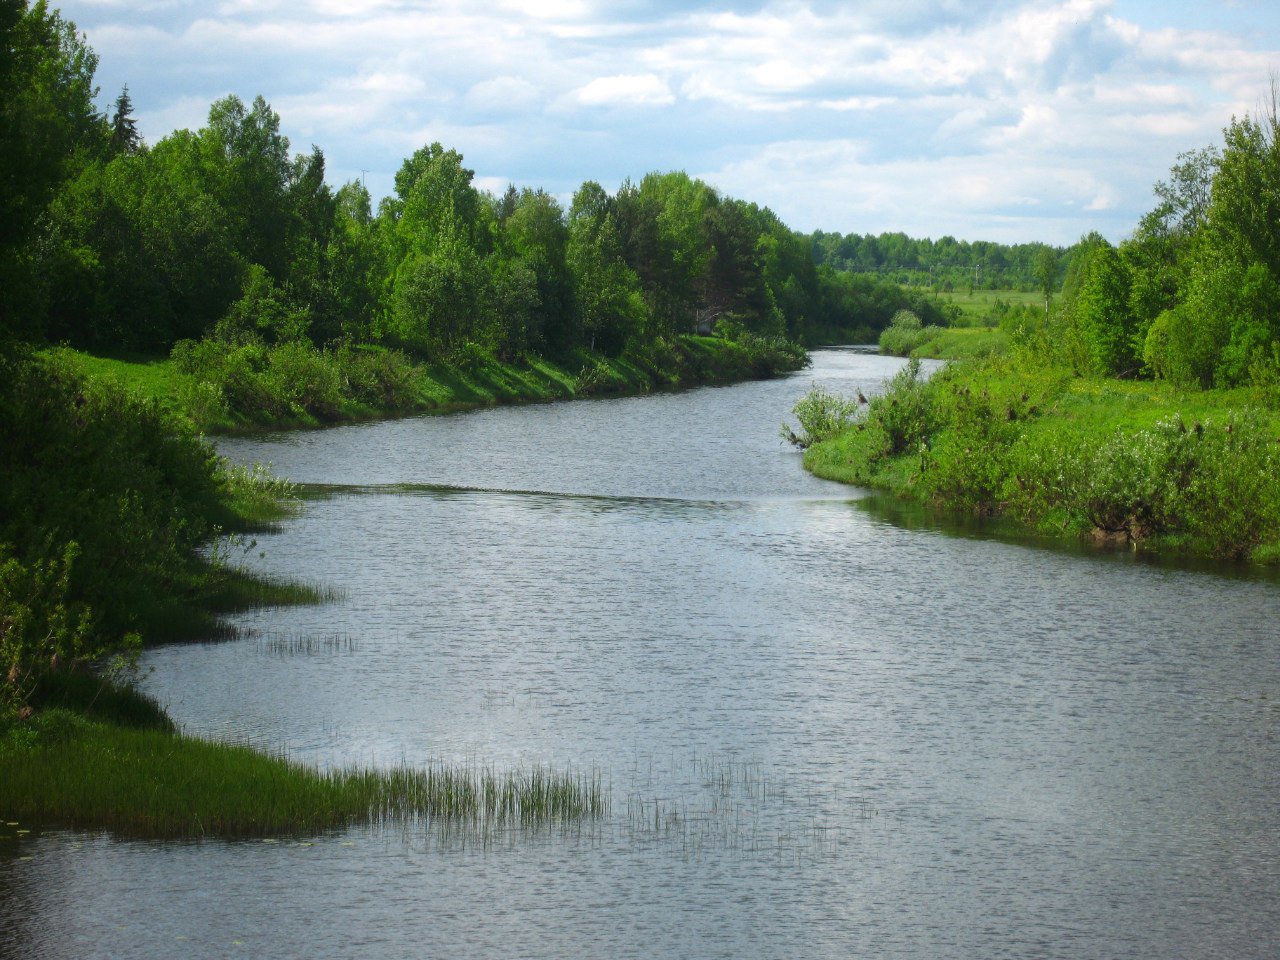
[0,709,606,839]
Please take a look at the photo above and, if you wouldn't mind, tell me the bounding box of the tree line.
[1051,93,1280,389]
[0,2,951,367]
[811,229,1071,293]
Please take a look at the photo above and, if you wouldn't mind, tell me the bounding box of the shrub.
[869,357,938,456]
[783,385,861,448]
[336,345,419,409]
[265,341,343,419]
[0,353,227,711]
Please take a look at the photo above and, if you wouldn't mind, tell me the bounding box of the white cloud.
[572,73,675,106]
[60,0,1280,243]
[466,76,541,112]
[698,136,1139,241]
[819,96,895,111]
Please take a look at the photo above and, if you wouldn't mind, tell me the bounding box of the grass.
[804,351,1280,563]
[908,326,1008,360]
[932,287,1043,324]
[38,347,198,418]
[45,334,804,435]
[0,706,607,839]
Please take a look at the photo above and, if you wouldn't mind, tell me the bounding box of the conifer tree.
[110,84,139,153]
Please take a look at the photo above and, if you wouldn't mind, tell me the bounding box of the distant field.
[896,287,1042,327]
[937,288,1041,311]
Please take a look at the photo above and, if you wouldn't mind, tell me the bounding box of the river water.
[3,348,1278,959]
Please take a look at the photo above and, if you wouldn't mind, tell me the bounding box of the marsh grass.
[255,632,358,656]
[202,565,338,611]
[610,753,864,864]
[0,710,607,839]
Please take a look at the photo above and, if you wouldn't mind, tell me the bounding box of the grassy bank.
[799,353,1280,563]
[47,332,806,435]
[902,326,1008,360]
[7,332,765,839]
[0,683,606,839]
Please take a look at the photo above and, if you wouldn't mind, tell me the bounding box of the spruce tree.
[110,84,140,153]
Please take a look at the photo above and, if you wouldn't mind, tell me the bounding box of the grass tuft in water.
[0,709,606,839]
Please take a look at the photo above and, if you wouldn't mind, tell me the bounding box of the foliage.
[878,309,946,356]
[783,386,862,448]
[0,0,106,336]
[0,350,230,712]
[1069,91,1280,388]
[805,354,1280,563]
[811,229,1068,293]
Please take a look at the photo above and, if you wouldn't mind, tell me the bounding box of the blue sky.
[61,0,1280,245]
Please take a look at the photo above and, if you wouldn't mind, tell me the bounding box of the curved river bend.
[3,349,1278,959]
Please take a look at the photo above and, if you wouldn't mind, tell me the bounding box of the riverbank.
[803,353,1280,563]
[48,332,807,435]
[878,322,1007,360]
[0,679,605,839]
[2,333,792,838]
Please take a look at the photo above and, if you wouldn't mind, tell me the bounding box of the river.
[3,348,1278,959]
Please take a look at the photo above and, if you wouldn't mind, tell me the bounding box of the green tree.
[0,0,105,337]
[501,188,573,354]
[1034,247,1057,319]
[568,181,644,356]
[109,84,140,154]
[1072,241,1137,376]
[199,94,293,280]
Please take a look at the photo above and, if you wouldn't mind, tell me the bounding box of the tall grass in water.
[0,711,606,839]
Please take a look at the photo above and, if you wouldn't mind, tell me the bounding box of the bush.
[174,336,421,424]
[879,310,945,357]
[265,341,343,419]
[336,345,419,409]
[783,385,861,448]
[0,352,227,712]
[869,357,938,456]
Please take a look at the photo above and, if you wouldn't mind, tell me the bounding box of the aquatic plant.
[0,710,607,839]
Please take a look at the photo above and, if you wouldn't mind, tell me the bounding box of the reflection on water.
[4,349,1279,960]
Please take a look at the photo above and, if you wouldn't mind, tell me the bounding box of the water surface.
[3,349,1277,959]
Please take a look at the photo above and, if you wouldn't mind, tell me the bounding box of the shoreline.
[802,352,1280,566]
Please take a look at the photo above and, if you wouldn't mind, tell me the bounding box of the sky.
[59,0,1280,246]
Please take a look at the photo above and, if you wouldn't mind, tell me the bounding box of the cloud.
[466,76,541,113]
[571,73,675,107]
[698,136,1132,241]
[59,0,1280,244]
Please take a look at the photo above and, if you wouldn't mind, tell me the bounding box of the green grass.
[0,707,608,839]
[39,347,197,416]
[804,353,1280,563]
[46,334,803,435]
[908,326,1008,360]
[933,287,1043,324]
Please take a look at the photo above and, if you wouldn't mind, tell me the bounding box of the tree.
[0,0,105,337]
[501,188,573,353]
[109,84,140,154]
[568,182,644,356]
[1072,241,1137,376]
[199,94,293,280]
[1034,247,1056,319]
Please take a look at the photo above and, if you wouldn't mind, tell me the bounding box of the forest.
[0,7,948,367]
[811,228,1070,293]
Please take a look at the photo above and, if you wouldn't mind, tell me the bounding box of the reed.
[0,710,607,839]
